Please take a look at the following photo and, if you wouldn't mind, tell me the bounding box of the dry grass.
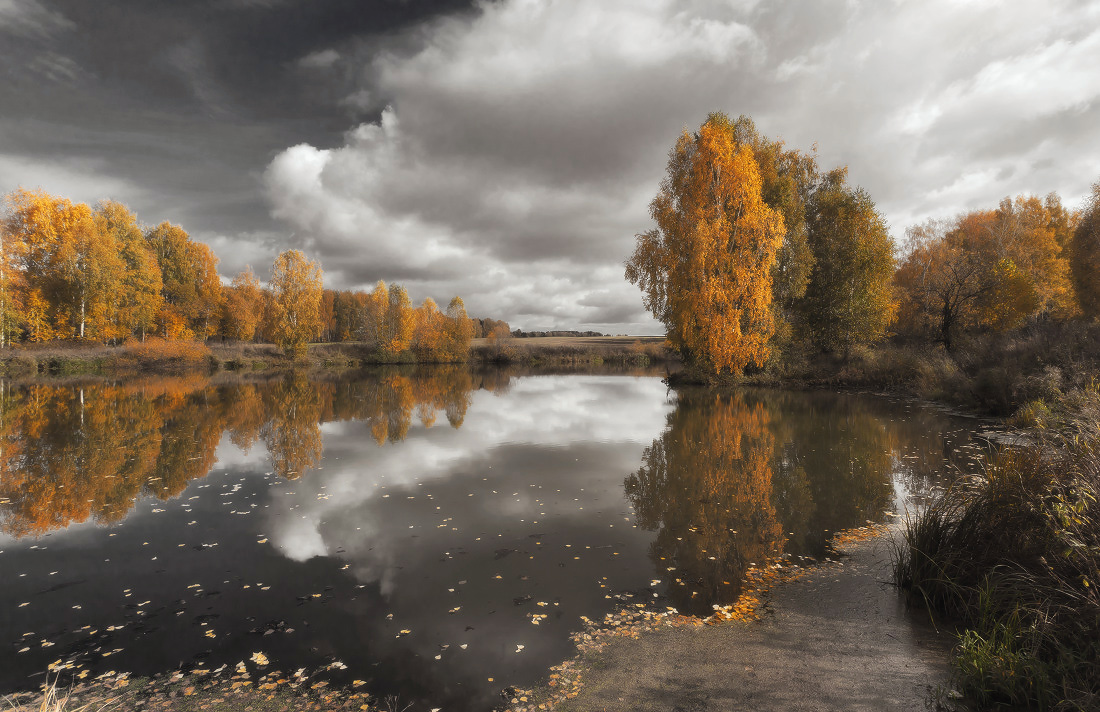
[114,338,212,372]
[3,676,116,712]
[470,336,674,366]
[894,440,1100,710]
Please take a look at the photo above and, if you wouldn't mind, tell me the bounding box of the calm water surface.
[0,368,992,709]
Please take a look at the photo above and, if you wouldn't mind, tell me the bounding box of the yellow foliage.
[626,114,785,375]
[222,267,264,341]
[268,249,323,355]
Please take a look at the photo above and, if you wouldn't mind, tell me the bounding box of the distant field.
[470,335,665,347]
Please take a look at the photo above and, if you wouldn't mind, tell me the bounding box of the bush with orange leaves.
[116,337,213,372]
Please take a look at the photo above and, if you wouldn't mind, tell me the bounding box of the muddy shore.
[541,528,953,712]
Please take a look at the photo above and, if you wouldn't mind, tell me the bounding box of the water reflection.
[0,370,992,710]
[0,367,480,537]
[626,389,919,615]
[626,390,782,615]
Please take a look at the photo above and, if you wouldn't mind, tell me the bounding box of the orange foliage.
[0,368,478,537]
[2,189,485,353]
[625,390,781,614]
[626,113,785,374]
[268,249,323,355]
[894,197,1072,347]
[221,267,264,342]
[117,337,212,372]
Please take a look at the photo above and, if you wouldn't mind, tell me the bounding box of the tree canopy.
[268,249,323,355]
[1071,181,1100,321]
[800,168,897,354]
[626,113,786,375]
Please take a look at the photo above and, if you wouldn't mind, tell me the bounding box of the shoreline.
[0,336,676,380]
[508,523,954,712]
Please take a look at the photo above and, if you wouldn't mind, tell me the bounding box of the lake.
[0,367,993,710]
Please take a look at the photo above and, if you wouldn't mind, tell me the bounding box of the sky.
[1,0,1098,334]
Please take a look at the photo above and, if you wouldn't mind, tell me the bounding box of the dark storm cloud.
[3,0,1099,332]
[0,0,478,284]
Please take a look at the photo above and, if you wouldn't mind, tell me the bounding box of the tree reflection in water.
[0,366,477,537]
[626,388,896,615]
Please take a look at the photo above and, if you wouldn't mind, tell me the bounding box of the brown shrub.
[116,338,213,373]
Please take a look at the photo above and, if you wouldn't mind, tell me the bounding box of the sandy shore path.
[551,532,953,712]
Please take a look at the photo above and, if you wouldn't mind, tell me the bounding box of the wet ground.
[549,527,952,712]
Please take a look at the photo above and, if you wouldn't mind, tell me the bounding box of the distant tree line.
[627,113,1100,375]
[511,329,605,338]
[0,189,481,358]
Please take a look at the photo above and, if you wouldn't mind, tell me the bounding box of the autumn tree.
[331,290,367,342]
[412,297,444,360]
[221,267,264,342]
[895,214,1038,349]
[730,116,818,345]
[989,195,1076,319]
[366,283,414,354]
[320,289,337,342]
[1071,181,1100,320]
[443,296,475,360]
[96,201,162,341]
[361,280,389,346]
[4,188,75,341]
[800,168,896,355]
[145,222,222,339]
[268,249,323,355]
[0,192,28,346]
[5,188,125,341]
[625,113,786,375]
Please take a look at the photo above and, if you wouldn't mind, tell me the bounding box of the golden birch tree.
[625,113,785,375]
[412,297,444,360]
[379,284,414,354]
[95,201,162,341]
[443,296,474,361]
[268,249,323,355]
[221,267,264,342]
[361,280,389,346]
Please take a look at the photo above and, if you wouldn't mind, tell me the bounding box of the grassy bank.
[894,440,1100,710]
[470,335,674,368]
[0,336,677,379]
[666,322,1100,433]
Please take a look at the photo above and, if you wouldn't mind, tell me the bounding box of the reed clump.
[894,441,1100,710]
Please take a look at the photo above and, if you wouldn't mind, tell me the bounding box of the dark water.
[0,368,993,709]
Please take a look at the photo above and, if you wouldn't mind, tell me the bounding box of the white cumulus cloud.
[263,0,1100,331]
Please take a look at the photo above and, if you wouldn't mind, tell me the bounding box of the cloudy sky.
[1,0,1098,333]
